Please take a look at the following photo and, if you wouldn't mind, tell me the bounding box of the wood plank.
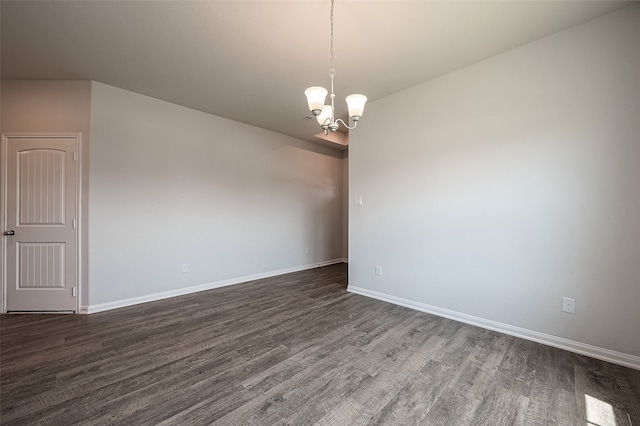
[367,360,456,425]
[418,386,483,426]
[523,344,580,425]
[575,362,636,426]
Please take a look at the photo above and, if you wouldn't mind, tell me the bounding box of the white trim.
[347,285,640,371]
[85,259,345,314]
[76,134,84,314]
[0,137,6,313]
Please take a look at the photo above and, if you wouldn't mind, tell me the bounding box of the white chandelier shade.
[346,94,367,120]
[304,87,328,115]
[317,105,332,126]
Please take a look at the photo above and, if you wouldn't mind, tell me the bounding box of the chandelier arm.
[334,118,358,130]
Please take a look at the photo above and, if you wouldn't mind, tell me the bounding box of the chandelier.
[305,0,367,135]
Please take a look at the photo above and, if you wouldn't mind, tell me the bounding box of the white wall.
[349,5,640,362]
[1,80,92,309]
[89,82,344,307]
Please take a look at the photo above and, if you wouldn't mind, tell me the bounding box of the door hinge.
[72,287,77,297]
[73,152,78,162]
[72,219,77,229]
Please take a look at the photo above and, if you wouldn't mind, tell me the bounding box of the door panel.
[4,136,78,312]
[19,149,66,225]
[18,243,65,288]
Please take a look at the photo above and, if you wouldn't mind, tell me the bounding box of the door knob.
[3,230,15,236]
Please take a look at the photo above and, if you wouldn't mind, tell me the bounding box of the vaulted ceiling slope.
[1,1,635,145]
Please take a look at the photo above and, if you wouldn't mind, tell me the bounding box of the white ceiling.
[1,1,636,147]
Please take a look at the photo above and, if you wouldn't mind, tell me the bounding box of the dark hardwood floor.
[1,263,639,425]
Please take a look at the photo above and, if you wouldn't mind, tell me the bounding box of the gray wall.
[349,5,640,359]
[89,82,344,306]
[342,152,349,260]
[1,80,92,309]
[1,80,345,310]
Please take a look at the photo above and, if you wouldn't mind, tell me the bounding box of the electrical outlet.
[375,265,383,276]
[562,297,575,314]
[181,264,188,273]
[305,247,310,255]
[354,196,363,206]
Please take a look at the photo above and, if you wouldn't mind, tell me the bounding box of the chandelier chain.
[330,0,335,71]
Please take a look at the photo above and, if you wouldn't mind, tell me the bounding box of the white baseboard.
[347,285,640,371]
[85,259,345,314]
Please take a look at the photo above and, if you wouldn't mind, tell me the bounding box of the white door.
[2,135,79,312]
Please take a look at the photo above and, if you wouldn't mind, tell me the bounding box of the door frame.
[1,134,83,314]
